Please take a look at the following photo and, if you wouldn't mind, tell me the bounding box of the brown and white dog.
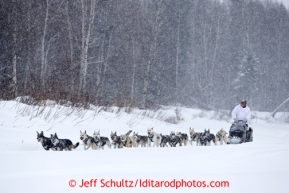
[120,130,134,148]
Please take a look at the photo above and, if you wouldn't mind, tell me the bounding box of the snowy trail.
[0,101,289,193]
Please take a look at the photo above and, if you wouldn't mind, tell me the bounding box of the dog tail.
[73,142,79,149]
[126,130,132,136]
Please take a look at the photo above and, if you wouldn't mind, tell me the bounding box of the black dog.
[36,131,54,150]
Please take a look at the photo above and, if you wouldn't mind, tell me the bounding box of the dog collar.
[148,133,154,138]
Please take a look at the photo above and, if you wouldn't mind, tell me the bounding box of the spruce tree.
[233,50,259,101]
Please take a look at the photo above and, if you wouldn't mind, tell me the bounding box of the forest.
[0,0,289,112]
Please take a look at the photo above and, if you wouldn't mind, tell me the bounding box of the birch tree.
[175,1,181,101]
[141,0,162,109]
[130,35,137,105]
[65,0,75,99]
[79,0,98,96]
[40,0,49,88]
[12,0,17,97]
[24,0,31,91]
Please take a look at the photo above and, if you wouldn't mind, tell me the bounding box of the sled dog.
[169,131,182,147]
[80,130,98,150]
[132,132,148,147]
[93,130,112,150]
[110,131,124,149]
[147,128,162,147]
[189,128,201,146]
[159,134,171,147]
[120,130,134,148]
[215,128,228,145]
[204,129,216,146]
[36,131,54,150]
[50,133,79,151]
[199,131,208,146]
[176,132,189,146]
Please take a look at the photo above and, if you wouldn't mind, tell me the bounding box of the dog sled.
[227,121,253,144]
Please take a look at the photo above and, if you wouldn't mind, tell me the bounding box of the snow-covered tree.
[233,50,259,101]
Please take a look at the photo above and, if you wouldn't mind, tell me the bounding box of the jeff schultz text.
[76,179,229,189]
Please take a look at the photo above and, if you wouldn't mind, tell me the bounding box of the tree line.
[1,0,289,112]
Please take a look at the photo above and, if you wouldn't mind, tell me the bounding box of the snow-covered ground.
[0,100,289,193]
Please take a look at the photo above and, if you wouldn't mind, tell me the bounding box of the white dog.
[147,128,162,147]
[189,127,201,146]
[215,128,228,145]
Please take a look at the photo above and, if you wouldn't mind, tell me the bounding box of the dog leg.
[223,136,228,145]
[214,139,217,146]
[87,143,93,150]
[107,141,112,149]
[148,141,151,147]
[83,143,88,150]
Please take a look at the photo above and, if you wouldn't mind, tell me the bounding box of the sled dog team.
[37,127,228,151]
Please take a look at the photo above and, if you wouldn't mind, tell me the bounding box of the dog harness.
[83,138,89,145]
[216,133,222,141]
[148,133,154,142]
[191,133,197,141]
[99,137,107,147]
[112,136,122,146]
[83,137,90,145]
